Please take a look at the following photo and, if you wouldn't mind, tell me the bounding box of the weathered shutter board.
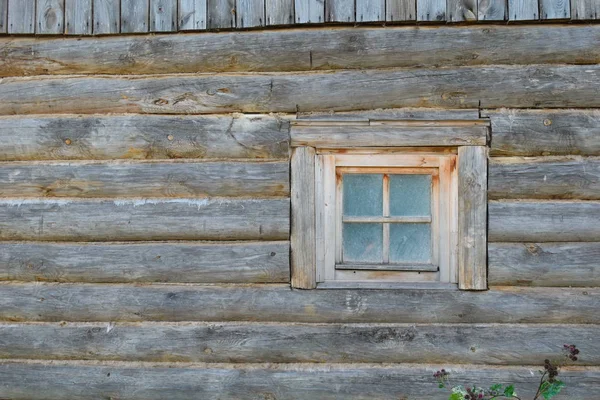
[508,0,539,20]
[93,0,120,33]
[326,0,354,21]
[448,0,477,20]
[36,0,65,34]
[356,0,385,21]
[65,0,92,34]
[386,0,416,19]
[417,0,446,20]
[571,0,600,19]
[0,0,6,33]
[295,0,324,22]
[237,0,265,27]
[150,0,177,31]
[7,0,35,33]
[266,0,294,25]
[540,0,570,18]
[207,0,235,28]
[478,0,507,19]
[178,0,207,29]
[121,0,149,33]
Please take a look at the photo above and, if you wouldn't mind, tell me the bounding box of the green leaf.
[540,381,565,400]
[439,384,445,389]
[449,393,464,400]
[504,385,515,397]
[490,384,503,391]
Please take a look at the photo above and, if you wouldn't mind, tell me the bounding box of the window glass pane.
[389,174,431,216]
[343,174,383,217]
[390,223,431,263]
[342,223,383,263]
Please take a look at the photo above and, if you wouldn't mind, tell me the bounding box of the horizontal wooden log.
[0,283,597,323]
[0,361,598,400]
[0,199,289,241]
[489,242,600,287]
[3,65,600,115]
[2,25,600,76]
[489,201,600,242]
[290,124,488,147]
[298,108,480,121]
[485,109,600,156]
[489,157,600,200]
[0,322,597,365]
[0,114,290,161]
[0,161,289,198]
[0,241,289,283]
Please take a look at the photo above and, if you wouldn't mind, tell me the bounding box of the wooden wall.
[1,24,600,399]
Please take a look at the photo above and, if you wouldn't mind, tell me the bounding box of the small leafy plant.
[433,344,580,400]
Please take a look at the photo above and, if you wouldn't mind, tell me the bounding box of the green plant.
[433,344,580,400]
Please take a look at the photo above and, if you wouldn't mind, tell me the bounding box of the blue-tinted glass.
[390,224,431,263]
[343,174,383,217]
[389,174,431,216]
[342,223,383,263]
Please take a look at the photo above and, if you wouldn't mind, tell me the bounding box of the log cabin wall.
[1,21,600,399]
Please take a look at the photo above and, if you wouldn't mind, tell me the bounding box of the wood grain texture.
[0,241,290,283]
[386,0,416,19]
[485,109,600,156]
[356,0,384,21]
[266,0,294,24]
[0,114,290,161]
[458,146,487,290]
[0,161,289,198]
[150,0,177,31]
[326,0,354,21]
[7,0,35,33]
[1,322,598,365]
[5,66,600,115]
[291,124,488,147]
[236,0,264,27]
[417,0,446,20]
[0,283,597,323]
[93,0,120,33]
[540,0,570,18]
[207,0,234,28]
[291,147,316,289]
[508,0,538,20]
[478,0,506,19]
[4,25,600,77]
[121,0,149,33]
[65,0,92,34]
[298,108,480,121]
[0,198,289,241]
[36,0,65,34]
[0,0,6,33]
[489,201,600,242]
[295,0,324,22]
[178,0,206,29]
[489,242,600,287]
[448,0,477,20]
[571,0,600,18]
[489,157,600,200]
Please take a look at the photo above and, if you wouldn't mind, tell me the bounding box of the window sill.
[316,281,459,290]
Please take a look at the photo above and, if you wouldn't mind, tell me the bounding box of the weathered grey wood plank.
[356,0,384,21]
[4,25,600,77]
[0,161,289,198]
[65,0,92,34]
[489,242,600,287]
[7,0,35,33]
[0,114,289,161]
[1,322,598,365]
[448,0,477,20]
[236,0,264,27]
[489,157,600,200]
[291,124,488,147]
[266,0,294,24]
[150,0,177,31]
[298,108,480,121]
[326,0,354,21]
[178,0,206,29]
[36,0,65,34]
[291,147,316,289]
[93,0,120,33]
[1,362,599,400]
[489,201,600,242]
[0,283,598,323]
[540,0,570,18]
[207,0,234,28]
[478,0,506,19]
[0,198,289,241]
[386,0,416,19]
[571,0,599,18]
[0,0,6,33]
[508,0,538,20]
[417,0,446,20]
[485,109,600,156]
[121,0,149,33]
[295,0,324,22]
[5,66,600,115]
[0,241,289,283]
[458,146,487,290]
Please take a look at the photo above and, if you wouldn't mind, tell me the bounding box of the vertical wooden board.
[65,0,92,34]
[207,0,234,28]
[508,0,538,19]
[236,0,264,26]
[266,0,294,24]
[121,0,149,32]
[7,0,36,33]
[386,0,416,19]
[0,0,7,33]
[36,0,65,33]
[458,146,487,291]
[571,0,599,18]
[540,0,570,18]
[448,0,477,20]
[295,0,324,22]
[478,0,506,18]
[326,0,354,21]
[93,0,120,33]
[291,146,316,289]
[356,0,384,20]
[179,0,206,29]
[417,0,446,20]
[150,0,177,31]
